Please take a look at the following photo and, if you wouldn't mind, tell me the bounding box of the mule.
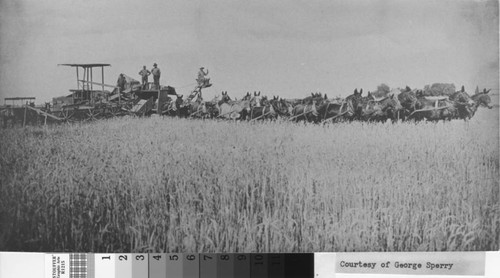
[188,94,209,118]
[316,98,355,123]
[290,100,319,123]
[249,91,262,108]
[270,97,293,119]
[462,88,493,119]
[161,97,180,117]
[167,95,189,117]
[217,91,251,120]
[360,94,402,122]
[471,88,492,109]
[346,88,375,121]
[302,92,326,106]
[449,86,477,120]
[410,98,457,122]
[248,96,277,121]
[397,88,419,121]
[203,95,220,118]
[345,88,363,120]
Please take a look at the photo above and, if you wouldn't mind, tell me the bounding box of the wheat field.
[0,108,498,253]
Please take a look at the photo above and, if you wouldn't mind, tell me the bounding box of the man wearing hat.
[151,63,161,88]
[197,67,209,87]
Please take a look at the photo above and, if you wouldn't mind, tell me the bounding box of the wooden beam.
[78,80,119,89]
[158,89,161,114]
[23,102,27,127]
[90,67,93,91]
[25,105,63,121]
[101,66,105,93]
[90,68,93,104]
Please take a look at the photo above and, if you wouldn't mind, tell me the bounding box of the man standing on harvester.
[197,67,209,88]
[151,63,161,89]
[186,67,211,101]
[138,66,150,88]
[116,74,126,92]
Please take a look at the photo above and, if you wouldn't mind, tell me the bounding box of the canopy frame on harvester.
[4,97,36,107]
[58,63,111,105]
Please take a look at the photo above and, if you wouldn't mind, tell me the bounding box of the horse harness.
[322,101,346,121]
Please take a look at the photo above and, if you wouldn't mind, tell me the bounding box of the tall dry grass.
[0,108,498,252]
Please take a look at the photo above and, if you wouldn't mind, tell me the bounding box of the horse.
[360,94,403,122]
[345,88,364,120]
[290,100,319,123]
[462,88,493,119]
[202,95,220,118]
[406,85,478,122]
[161,97,179,117]
[217,91,251,120]
[188,94,208,118]
[471,88,492,109]
[241,92,252,101]
[249,91,262,108]
[248,96,277,121]
[302,92,326,106]
[397,87,419,121]
[269,96,293,119]
[218,91,231,105]
[165,95,189,117]
[410,97,457,122]
[449,86,477,120]
[345,88,378,121]
[316,98,355,123]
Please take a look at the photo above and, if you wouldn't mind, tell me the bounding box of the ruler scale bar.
[182,253,199,278]
[115,254,132,278]
[234,253,251,278]
[216,253,234,278]
[132,253,148,278]
[1,251,492,278]
[268,253,285,278]
[199,253,217,278]
[166,253,183,278]
[285,253,315,278]
[94,254,115,278]
[149,253,167,278]
[250,253,268,278]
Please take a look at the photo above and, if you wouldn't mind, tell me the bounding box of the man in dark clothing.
[138,66,151,88]
[116,74,126,92]
[151,63,161,88]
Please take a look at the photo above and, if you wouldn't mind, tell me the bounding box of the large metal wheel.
[58,108,75,123]
[85,108,102,121]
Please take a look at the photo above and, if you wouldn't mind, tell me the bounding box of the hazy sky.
[0,0,498,103]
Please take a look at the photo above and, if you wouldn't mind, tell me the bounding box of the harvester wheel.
[59,108,75,123]
[85,108,101,121]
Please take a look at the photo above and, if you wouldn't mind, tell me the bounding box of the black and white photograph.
[0,0,498,254]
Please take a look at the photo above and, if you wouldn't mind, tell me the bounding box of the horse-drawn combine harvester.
[1,63,190,127]
[0,63,494,128]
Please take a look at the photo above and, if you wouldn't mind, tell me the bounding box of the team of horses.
[159,85,493,123]
[0,85,493,128]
